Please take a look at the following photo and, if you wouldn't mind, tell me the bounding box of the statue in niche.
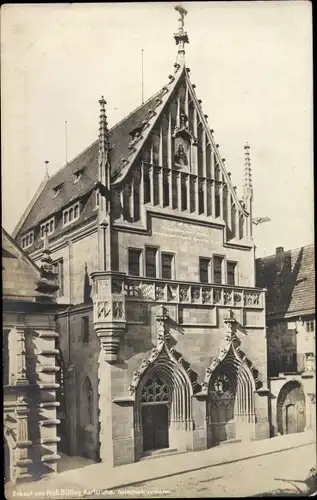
[174,138,189,168]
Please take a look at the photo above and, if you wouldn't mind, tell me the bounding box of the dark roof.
[16,90,163,236]
[2,227,43,300]
[256,244,315,317]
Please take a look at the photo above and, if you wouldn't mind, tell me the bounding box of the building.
[12,8,270,467]
[256,244,316,436]
[3,228,62,483]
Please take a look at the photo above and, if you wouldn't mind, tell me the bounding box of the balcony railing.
[121,276,265,308]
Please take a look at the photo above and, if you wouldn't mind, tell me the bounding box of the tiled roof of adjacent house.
[14,89,163,238]
[2,227,43,301]
[256,244,315,317]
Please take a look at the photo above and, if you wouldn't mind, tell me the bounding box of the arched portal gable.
[201,311,262,395]
[128,305,200,397]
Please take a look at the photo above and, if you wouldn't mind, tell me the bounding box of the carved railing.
[123,276,264,309]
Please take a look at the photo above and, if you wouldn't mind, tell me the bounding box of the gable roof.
[13,89,164,238]
[2,227,44,301]
[256,244,315,318]
[13,57,248,242]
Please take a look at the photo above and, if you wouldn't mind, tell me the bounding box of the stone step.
[141,447,182,461]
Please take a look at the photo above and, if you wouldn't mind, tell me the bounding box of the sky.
[1,1,313,257]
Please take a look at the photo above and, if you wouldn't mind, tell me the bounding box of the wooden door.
[142,404,169,451]
[286,404,297,434]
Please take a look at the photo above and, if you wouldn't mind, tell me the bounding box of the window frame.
[227,260,238,286]
[199,256,212,284]
[144,245,159,279]
[21,230,34,250]
[82,316,90,343]
[40,217,55,239]
[127,247,143,277]
[213,254,224,285]
[62,202,81,227]
[305,320,315,332]
[52,258,64,298]
[161,252,175,280]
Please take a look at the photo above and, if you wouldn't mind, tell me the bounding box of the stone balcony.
[122,276,265,309]
[91,272,266,362]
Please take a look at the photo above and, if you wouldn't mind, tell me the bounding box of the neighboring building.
[12,10,270,467]
[3,228,62,483]
[256,244,316,436]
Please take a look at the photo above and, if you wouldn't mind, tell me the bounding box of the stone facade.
[3,229,61,483]
[12,12,271,467]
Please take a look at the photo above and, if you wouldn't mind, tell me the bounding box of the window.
[63,202,80,226]
[199,258,211,283]
[145,247,158,278]
[74,168,84,183]
[40,217,55,238]
[82,317,89,343]
[82,377,93,425]
[53,183,63,198]
[21,231,34,250]
[128,249,142,276]
[161,253,174,280]
[95,191,100,208]
[227,261,237,286]
[52,259,64,297]
[213,256,223,285]
[306,321,315,332]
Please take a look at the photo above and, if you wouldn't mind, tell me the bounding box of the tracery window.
[141,376,169,403]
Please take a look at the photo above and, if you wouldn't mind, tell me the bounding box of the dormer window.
[53,183,63,198]
[63,202,80,227]
[21,231,34,250]
[74,168,85,183]
[40,217,55,238]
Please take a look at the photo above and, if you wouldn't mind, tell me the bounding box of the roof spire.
[174,5,189,68]
[243,142,253,202]
[44,160,49,180]
[98,95,110,165]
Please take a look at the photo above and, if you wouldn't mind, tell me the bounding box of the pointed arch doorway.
[141,375,170,452]
[133,349,194,458]
[206,350,256,447]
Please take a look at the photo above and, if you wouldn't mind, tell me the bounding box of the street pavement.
[5,431,316,498]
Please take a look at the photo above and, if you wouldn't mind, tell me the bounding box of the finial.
[44,160,49,180]
[98,95,110,162]
[174,5,189,68]
[40,228,53,276]
[243,142,253,201]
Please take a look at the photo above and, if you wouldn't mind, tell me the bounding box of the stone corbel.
[97,324,125,364]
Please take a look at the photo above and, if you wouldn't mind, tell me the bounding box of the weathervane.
[175,5,187,31]
[174,5,189,65]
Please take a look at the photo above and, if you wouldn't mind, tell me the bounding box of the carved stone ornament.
[200,310,263,395]
[128,306,201,396]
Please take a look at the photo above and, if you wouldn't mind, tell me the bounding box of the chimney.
[276,246,284,273]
